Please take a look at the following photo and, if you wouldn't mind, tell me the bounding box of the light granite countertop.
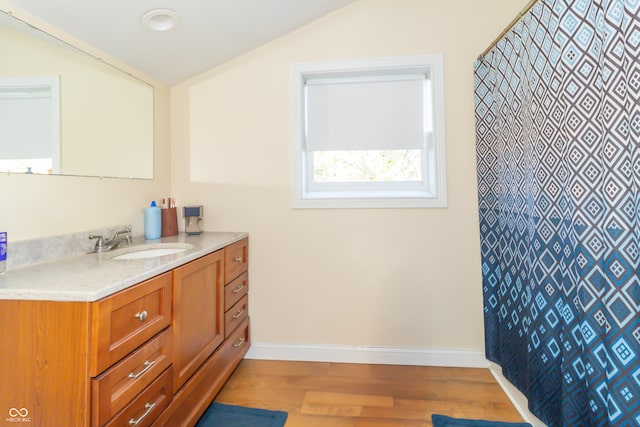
[0,231,247,302]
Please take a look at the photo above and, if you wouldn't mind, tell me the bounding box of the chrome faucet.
[89,227,133,253]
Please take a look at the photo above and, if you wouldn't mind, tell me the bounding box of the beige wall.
[171,0,529,350]
[0,0,530,351]
[0,0,171,241]
[1,26,154,179]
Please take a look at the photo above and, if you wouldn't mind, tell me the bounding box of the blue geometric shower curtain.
[475,0,640,426]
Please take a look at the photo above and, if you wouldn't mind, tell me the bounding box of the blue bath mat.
[432,414,532,427]
[196,402,288,427]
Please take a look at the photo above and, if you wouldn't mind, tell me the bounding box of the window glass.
[292,55,447,208]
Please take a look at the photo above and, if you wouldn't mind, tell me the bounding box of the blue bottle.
[144,201,161,240]
[0,232,6,274]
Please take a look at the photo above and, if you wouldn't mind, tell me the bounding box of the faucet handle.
[89,234,106,252]
[112,228,133,245]
[112,227,131,238]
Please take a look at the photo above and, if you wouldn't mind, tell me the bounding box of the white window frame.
[291,54,447,209]
[0,76,61,174]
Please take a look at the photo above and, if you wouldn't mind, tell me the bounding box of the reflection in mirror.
[0,9,154,179]
[0,75,60,174]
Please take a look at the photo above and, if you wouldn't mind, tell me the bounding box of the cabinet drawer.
[92,329,172,426]
[105,367,172,427]
[225,295,248,338]
[152,319,250,427]
[90,272,172,376]
[224,238,248,282]
[224,271,248,311]
[226,318,251,364]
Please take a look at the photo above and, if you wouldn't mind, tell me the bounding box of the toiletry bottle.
[144,201,162,240]
[0,232,6,274]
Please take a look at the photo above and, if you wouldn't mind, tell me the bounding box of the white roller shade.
[305,76,426,152]
[0,94,53,159]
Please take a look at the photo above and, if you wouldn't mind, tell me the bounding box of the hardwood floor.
[214,359,525,426]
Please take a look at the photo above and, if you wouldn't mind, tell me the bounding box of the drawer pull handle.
[232,309,245,319]
[234,256,243,263]
[128,360,155,380]
[129,402,156,426]
[134,310,148,322]
[233,337,246,347]
[231,284,245,294]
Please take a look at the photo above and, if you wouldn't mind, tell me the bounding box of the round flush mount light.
[141,9,179,32]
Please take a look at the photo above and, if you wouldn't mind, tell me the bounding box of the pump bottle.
[144,201,161,240]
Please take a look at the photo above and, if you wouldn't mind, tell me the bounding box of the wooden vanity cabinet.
[0,271,173,427]
[154,237,250,427]
[0,237,250,427]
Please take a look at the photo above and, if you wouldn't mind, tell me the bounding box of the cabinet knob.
[232,309,245,319]
[234,256,243,263]
[134,310,148,322]
[231,284,245,294]
[233,337,246,347]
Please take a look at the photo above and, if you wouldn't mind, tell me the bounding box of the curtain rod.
[478,0,539,60]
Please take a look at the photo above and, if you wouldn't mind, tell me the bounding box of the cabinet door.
[172,250,224,392]
[0,300,91,427]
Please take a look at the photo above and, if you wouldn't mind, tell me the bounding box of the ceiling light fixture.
[141,9,179,33]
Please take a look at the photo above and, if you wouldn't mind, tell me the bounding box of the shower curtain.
[475,0,640,426]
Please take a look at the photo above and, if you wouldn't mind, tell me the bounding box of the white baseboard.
[245,343,490,368]
[488,363,548,427]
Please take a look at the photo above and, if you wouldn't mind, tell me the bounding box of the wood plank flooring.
[214,359,525,426]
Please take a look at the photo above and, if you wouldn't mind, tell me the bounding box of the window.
[0,76,60,174]
[291,55,447,208]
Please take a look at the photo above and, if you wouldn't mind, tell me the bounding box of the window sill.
[292,191,447,209]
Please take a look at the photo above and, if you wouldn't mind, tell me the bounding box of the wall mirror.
[0,9,154,179]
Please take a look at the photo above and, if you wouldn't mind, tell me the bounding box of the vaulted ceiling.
[6,0,356,85]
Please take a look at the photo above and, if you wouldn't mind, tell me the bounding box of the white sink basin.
[111,243,193,260]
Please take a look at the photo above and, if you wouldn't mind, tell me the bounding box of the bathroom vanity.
[0,232,249,427]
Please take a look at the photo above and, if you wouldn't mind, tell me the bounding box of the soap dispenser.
[145,201,162,240]
[184,206,203,235]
